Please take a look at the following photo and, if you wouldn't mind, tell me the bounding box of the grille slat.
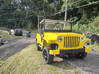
[64,36,80,48]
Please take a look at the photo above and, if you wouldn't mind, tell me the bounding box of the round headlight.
[81,36,85,42]
[58,36,63,42]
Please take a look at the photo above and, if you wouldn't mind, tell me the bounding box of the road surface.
[0,38,35,60]
[67,50,99,74]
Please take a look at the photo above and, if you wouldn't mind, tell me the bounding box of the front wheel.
[36,43,41,51]
[43,48,54,64]
[76,52,87,59]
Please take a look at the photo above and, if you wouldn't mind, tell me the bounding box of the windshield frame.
[39,19,72,33]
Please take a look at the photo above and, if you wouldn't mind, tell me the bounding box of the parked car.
[14,29,23,36]
[36,19,91,64]
[26,31,31,37]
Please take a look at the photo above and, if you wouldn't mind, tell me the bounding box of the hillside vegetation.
[0,0,99,33]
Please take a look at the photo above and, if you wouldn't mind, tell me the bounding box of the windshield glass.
[44,23,72,31]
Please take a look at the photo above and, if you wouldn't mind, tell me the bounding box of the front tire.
[76,52,87,59]
[43,48,54,64]
[36,43,41,51]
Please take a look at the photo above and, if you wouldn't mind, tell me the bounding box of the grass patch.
[0,58,3,67]
[0,30,23,41]
[0,44,81,74]
[94,43,99,47]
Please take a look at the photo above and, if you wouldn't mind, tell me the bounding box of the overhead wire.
[74,1,99,8]
[72,0,85,4]
[46,0,99,17]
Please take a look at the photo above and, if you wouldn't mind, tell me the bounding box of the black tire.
[43,48,54,64]
[76,52,87,59]
[36,43,41,51]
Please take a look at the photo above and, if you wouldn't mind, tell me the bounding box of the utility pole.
[38,15,45,32]
[64,0,68,29]
[38,15,40,32]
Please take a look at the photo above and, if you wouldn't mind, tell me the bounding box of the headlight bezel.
[58,36,63,42]
[81,36,85,42]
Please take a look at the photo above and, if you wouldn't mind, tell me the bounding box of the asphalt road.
[68,50,99,74]
[0,38,34,60]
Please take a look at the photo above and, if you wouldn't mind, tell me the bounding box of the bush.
[73,16,99,33]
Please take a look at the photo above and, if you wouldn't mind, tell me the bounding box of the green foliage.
[87,16,99,33]
[0,0,62,29]
[62,0,99,24]
[0,0,99,31]
[0,58,3,67]
[73,16,99,33]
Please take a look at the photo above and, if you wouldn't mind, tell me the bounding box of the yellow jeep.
[36,19,91,64]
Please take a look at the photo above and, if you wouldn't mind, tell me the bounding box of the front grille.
[64,36,80,48]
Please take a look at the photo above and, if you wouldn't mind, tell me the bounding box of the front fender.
[84,38,91,44]
[44,35,57,43]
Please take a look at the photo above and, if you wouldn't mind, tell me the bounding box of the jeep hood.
[43,32,82,40]
[44,33,58,40]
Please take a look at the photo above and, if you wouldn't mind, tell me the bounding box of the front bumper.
[49,48,90,55]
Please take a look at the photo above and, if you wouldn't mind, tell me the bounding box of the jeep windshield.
[40,19,72,32]
[45,23,72,31]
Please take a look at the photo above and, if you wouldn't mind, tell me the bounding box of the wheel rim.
[43,50,48,62]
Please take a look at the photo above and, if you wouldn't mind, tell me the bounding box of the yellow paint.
[85,48,91,53]
[36,33,43,46]
[49,50,60,55]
